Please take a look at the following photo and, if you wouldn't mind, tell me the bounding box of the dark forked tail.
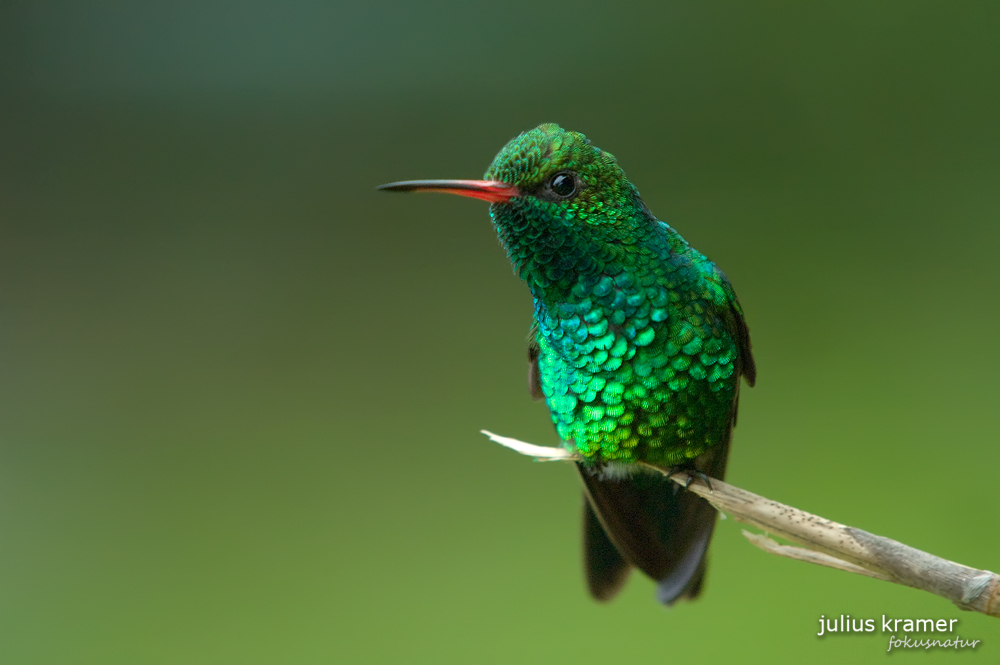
[576,442,727,604]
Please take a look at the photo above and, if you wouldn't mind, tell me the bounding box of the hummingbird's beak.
[377,179,519,204]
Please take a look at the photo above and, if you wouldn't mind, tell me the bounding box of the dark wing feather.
[717,272,755,387]
[582,498,631,601]
[528,340,545,400]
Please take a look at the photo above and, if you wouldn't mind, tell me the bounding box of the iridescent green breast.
[534,221,740,466]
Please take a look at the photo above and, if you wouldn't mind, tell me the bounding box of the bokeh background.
[2,2,999,663]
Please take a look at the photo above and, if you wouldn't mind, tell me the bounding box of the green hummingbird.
[379,123,755,604]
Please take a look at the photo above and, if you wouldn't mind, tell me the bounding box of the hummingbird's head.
[379,124,654,297]
[484,123,649,228]
[483,124,653,294]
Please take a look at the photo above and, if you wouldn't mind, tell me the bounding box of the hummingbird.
[379,124,755,604]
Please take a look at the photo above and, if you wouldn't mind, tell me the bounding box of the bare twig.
[481,430,1000,618]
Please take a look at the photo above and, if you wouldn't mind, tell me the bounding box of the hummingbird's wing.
[715,271,756,387]
[582,498,632,600]
[527,339,545,400]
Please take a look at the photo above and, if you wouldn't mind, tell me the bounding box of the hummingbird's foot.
[661,467,681,495]
[690,470,714,493]
[661,467,714,494]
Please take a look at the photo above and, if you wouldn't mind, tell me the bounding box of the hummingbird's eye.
[548,172,577,198]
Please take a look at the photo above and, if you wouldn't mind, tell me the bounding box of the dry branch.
[481,430,1000,618]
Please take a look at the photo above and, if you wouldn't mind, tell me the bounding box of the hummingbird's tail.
[576,444,727,604]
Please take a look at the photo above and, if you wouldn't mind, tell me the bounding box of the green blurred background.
[2,2,998,663]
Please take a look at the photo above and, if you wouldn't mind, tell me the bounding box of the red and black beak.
[377,179,519,204]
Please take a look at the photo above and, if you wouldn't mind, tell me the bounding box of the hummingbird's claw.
[691,471,714,493]
[661,466,714,494]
